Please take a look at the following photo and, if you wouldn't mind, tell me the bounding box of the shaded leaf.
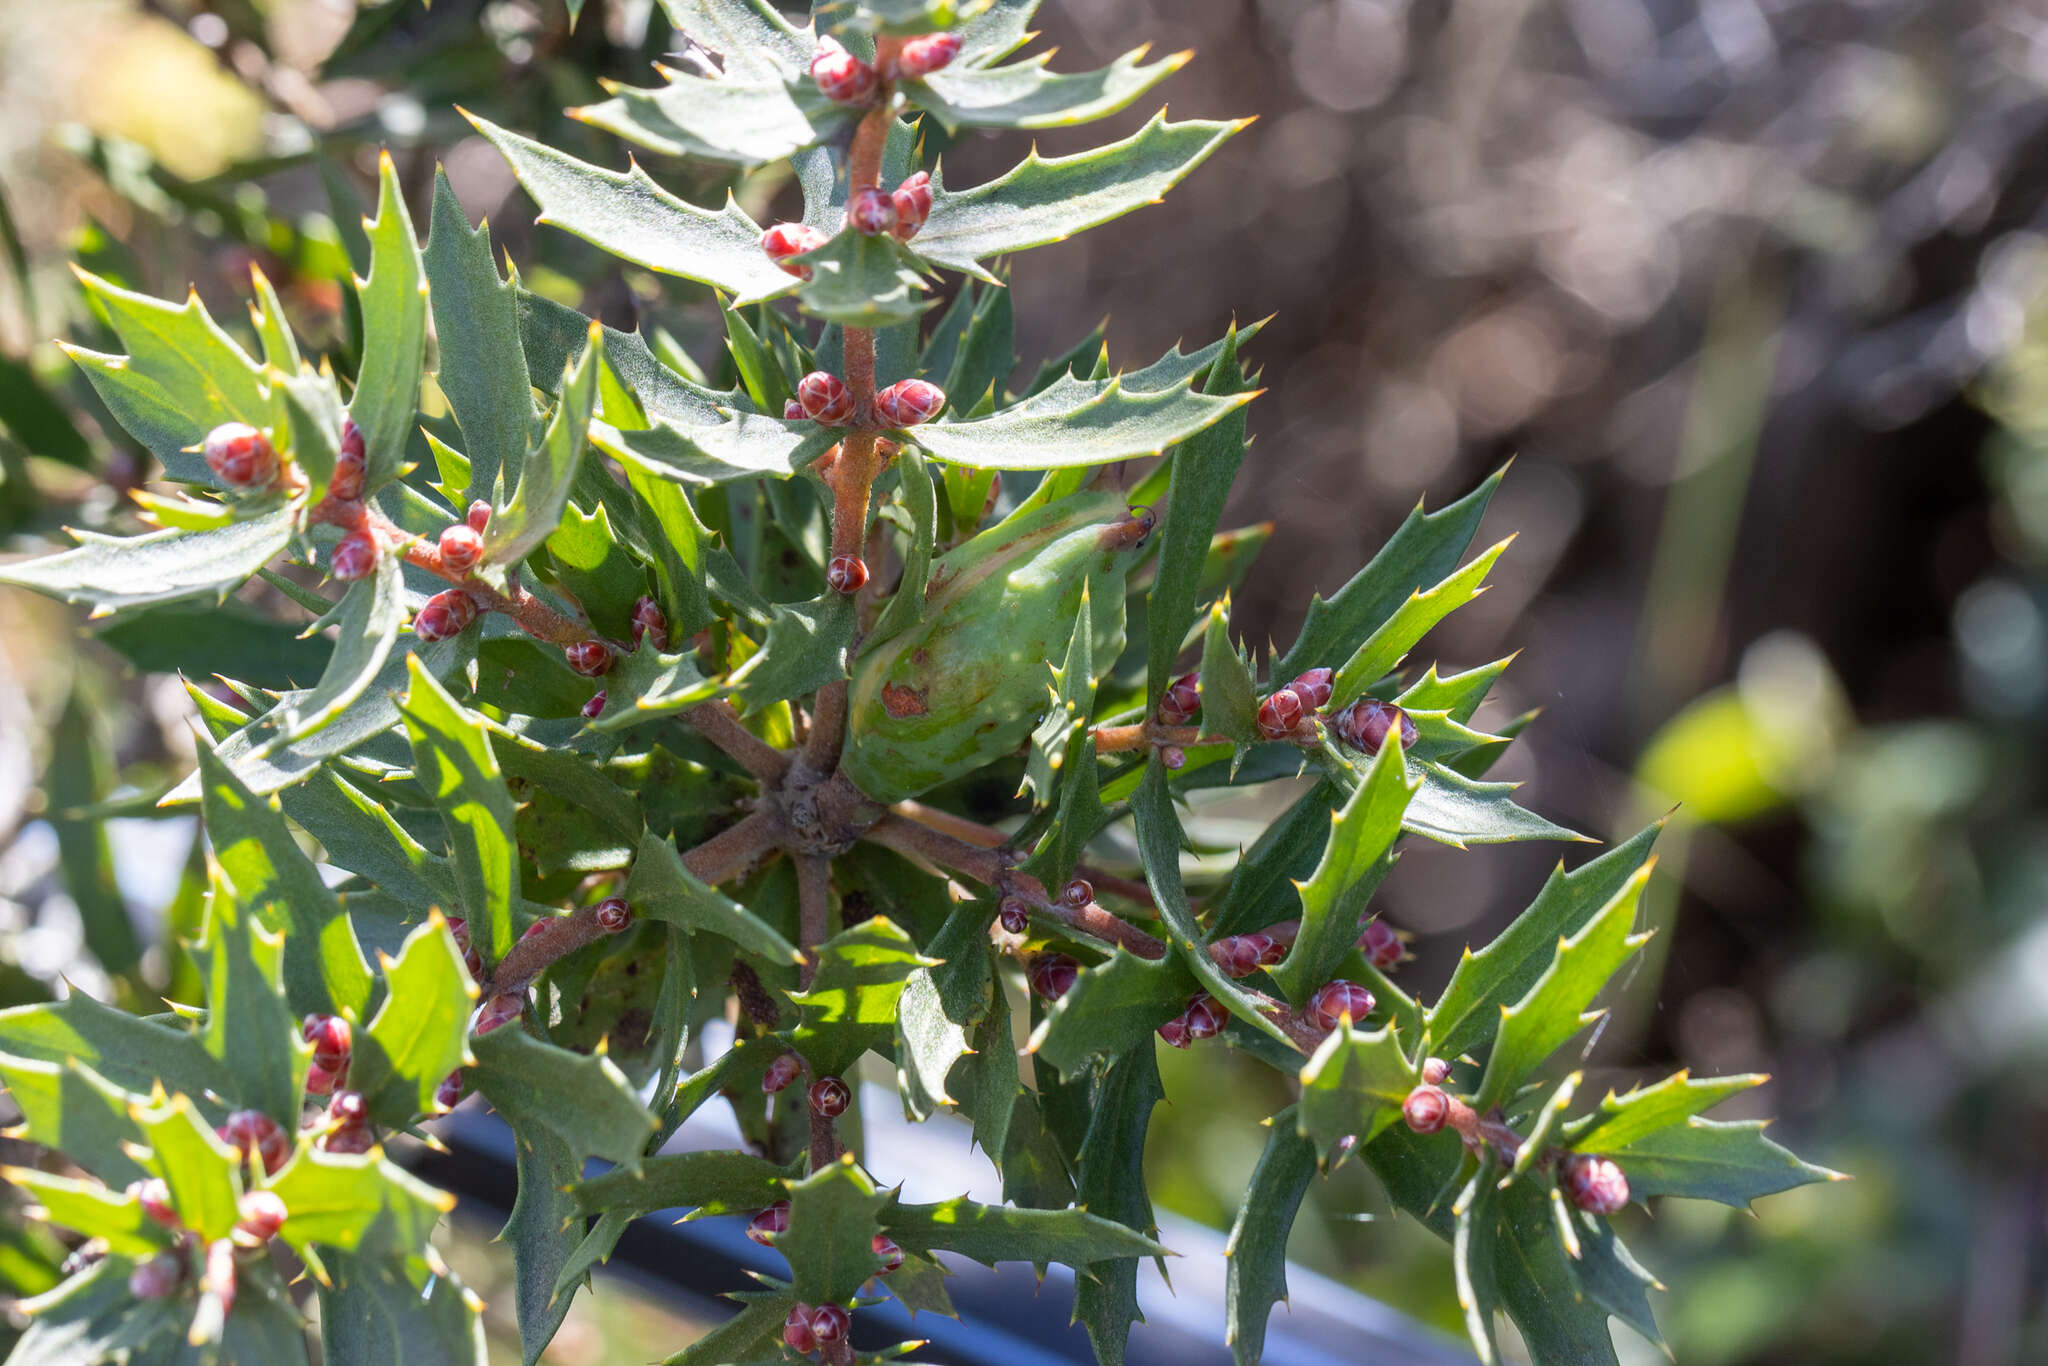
[1223,1112,1317,1366]
[472,1028,658,1168]
[425,170,534,502]
[400,659,519,963]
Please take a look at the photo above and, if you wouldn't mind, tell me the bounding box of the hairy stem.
[684,700,791,785]
[796,854,832,990]
[1092,722,1230,754]
[681,810,783,885]
[891,801,1160,911]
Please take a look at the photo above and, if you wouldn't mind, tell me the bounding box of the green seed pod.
[843,489,1151,802]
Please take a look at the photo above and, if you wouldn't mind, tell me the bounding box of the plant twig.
[797,854,832,990]
[684,701,791,784]
[1091,721,1230,753]
[681,810,783,886]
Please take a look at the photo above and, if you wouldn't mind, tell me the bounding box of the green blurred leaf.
[1223,1111,1317,1366]
[908,47,1184,130]
[0,1056,149,1186]
[350,916,474,1124]
[1296,1023,1419,1162]
[192,870,303,1125]
[90,600,332,687]
[471,1028,657,1168]
[272,552,407,748]
[623,829,802,963]
[0,1168,160,1256]
[0,993,229,1114]
[425,170,534,502]
[485,325,601,567]
[43,693,137,977]
[0,506,297,615]
[349,153,428,494]
[400,659,519,963]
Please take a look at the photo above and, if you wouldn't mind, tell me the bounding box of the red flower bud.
[1359,919,1403,970]
[1181,993,1227,1041]
[594,896,633,933]
[811,38,877,105]
[895,31,963,78]
[463,947,486,983]
[784,398,806,420]
[891,171,932,241]
[747,1200,790,1246]
[783,1304,818,1352]
[797,370,855,426]
[810,1304,852,1345]
[1028,953,1079,1002]
[1256,688,1306,741]
[809,1075,851,1118]
[475,992,524,1035]
[876,377,945,428]
[582,690,606,720]
[1160,744,1187,770]
[998,896,1029,935]
[435,1070,464,1111]
[439,523,483,575]
[202,422,277,489]
[1422,1056,1451,1085]
[762,1054,803,1095]
[328,1091,369,1128]
[128,1178,178,1229]
[331,420,367,501]
[632,595,668,652]
[302,1014,352,1070]
[872,1232,904,1274]
[1403,1085,1449,1134]
[848,186,899,236]
[565,640,615,677]
[234,1190,289,1244]
[413,590,477,642]
[1210,935,1274,978]
[323,1125,374,1155]
[1307,980,1376,1031]
[1157,1015,1192,1048]
[1287,667,1334,711]
[1060,877,1093,909]
[1560,1154,1631,1215]
[1158,672,1201,726]
[827,554,869,595]
[761,222,830,281]
[129,1253,183,1300]
[447,916,470,951]
[1334,699,1417,755]
[218,1109,290,1175]
[466,500,492,533]
[331,527,378,581]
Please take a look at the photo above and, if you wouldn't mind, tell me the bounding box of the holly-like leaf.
[791,918,936,1077]
[468,115,795,302]
[1569,1214,1666,1352]
[319,1246,486,1365]
[870,445,938,643]
[471,1027,658,1168]
[1027,950,1195,1076]
[348,914,475,1124]
[1071,1044,1165,1366]
[1269,732,1415,1003]
[425,170,535,502]
[1606,1118,1845,1207]
[882,1195,1170,1265]
[0,1168,162,1256]
[547,501,649,640]
[894,901,994,1121]
[278,769,458,913]
[623,829,803,964]
[61,270,277,483]
[570,1150,788,1219]
[1131,761,1297,1050]
[1504,1072,1580,1186]
[0,993,230,1114]
[1427,822,1662,1061]
[726,593,855,713]
[1192,601,1261,754]
[1565,1070,1768,1153]
[909,369,1256,471]
[191,870,303,1125]
[1023,580,1099,803]
[7,1259,189,1366]
[793,227,933,328]
[660,0,813,76]
[584,647,720,731]
[504,1120,581,1366]
[907,47,1186,130]
[270,553,406,754]
[1295,1023,1419,1162]
[269,1146,456,1271]
[484,323,602,567]
[1454,1167,1503,1365]
[572,69,849,166]
[0,1056,149,1186]
[1491,1180,1618,1366]
[0,506,298,616]
[1331,539,1511,707]
[349,151,427,495]
[130,1094,241,1242]
[914,115,1243,280]
[1146,329,1249,701]
[1276,465,1505,683]
[825,0,995,34]
[1474,864,1653,1111]
[1224,1112,1317,1366]
[666,1289,798,1366]
[779,1160,894,1305]
[400,658,519,963]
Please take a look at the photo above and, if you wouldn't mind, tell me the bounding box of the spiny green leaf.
[1028,950,1196,1077]
[909,369,1256,470]
[791,917,935,1077]
[1606,1117,1846,1208]
[278,768,458,913]
[1330,537,1511,706]
[1428,823,1661,1061]
[825,0,995,35]
[915,114,1244,280]
[908,47,1186,130]
[192,870,303,1125]
[1454,1167,1503,1365]
[1474,864,1653,1111]
[0,1056,149,1186]
[269,1147,456,1270]
[940,274,1015,413]
[1071,1044,1165,1366]
[246,264,300,372]
[870,445,938,643]
[548,501,651,640]
[572,69,849,166]
[350,152,428,495]
[1147,328,1250,700]
[1504,1073,1580,1186]
[1491,1179,1619,1366]
[89,599,332,687]
[503,1118,581,1366]
[583,647,719,731]
[43,693,137,977]
[1295,1023,1419,1163]
[318,1246,487,1366]
[400,658,519,963]
[1397,656,1516,725]
[471,1028,658,1168]
[658,0,813,77]
[894,900,994,1121]
[883,1195,1170,1266]
[1223,1112,1317,1366]
[485,321,601,566]
[662,1289,796,1366]
[793,227,933,328]
[0,506,298,616]
[780,1160,894,1305]
[63,270,277,483]
[8,1258,189,1365]
[469,114,795,302]
[0,993,230,1114]
[1196,600,1262,754]
[1024,580,1099,803]
[425,169,535,502]
[271,551,407,753]
[623,829,802,964]
[1276,465,1505,682]
[1568,1215,1666,1352]
[1565,1070,1768,1153]
[349,914,475,1124]
[1270,731,1415,1003]
[571,1150,788,1219]
[726,593,855,714]
[0,1167,162,1256]
[130,1094,241,1243]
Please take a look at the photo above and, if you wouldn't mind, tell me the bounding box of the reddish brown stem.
[1092,722,1232,753]
[684,700,791,785]
[890,802,1160,912]
[681,811,783,885]
[797,854,832,990]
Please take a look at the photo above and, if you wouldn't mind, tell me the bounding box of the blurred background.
[2,1,2047,1363]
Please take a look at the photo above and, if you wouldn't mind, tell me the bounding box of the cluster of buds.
[1359,918,1406,971]
[202,421,278,491]
[1306,979,1376,1031]
[1333,697,1416,755]
[887,32,962,81]
[1210,931,1287,978]
[631,595,668,652]
[302,1013,352,1096]
[1255,666,1334,742]
[323,1090,374,1154]
[1157,993,1226,1048]
[216,1109,289,1176]
[413,588,477,642]
[808,28,962,110]
[783,1301,853,1356]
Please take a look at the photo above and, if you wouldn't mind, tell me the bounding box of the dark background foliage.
[1,1,2044,1362]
